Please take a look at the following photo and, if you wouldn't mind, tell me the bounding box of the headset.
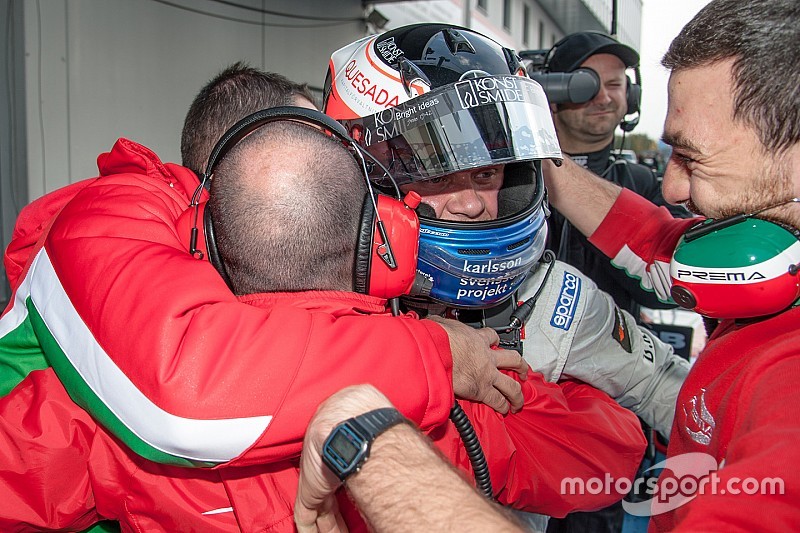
[541,31,641,132]
[188,106,425,300]
[669,199,800,319]
[619,66,641,132]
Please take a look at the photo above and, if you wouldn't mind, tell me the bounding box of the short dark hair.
[662,0,800,153]
[208,121,367,295]
[181,62,315,176]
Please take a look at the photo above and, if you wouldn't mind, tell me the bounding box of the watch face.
[322,424,369,480]
[329,429,360,463]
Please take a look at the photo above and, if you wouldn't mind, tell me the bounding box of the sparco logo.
[675,269,766,282]
[550,272,581,330]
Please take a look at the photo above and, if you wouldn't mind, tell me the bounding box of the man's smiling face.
[661,59,795,224]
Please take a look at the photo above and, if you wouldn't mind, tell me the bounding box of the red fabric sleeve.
[434,375,646,516]
[2,180,94,292]
[590,188,696,267]
[0,369,101,531]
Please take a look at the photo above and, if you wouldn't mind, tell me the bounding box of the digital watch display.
[321,407,406,481]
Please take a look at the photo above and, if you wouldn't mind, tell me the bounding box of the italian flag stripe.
[0,270,49,396]
[610,244,674,303]
[20,248,272,466]
[671,241,800,283]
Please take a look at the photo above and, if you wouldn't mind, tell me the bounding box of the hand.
[294,385,394,533]
[427,316,528,414]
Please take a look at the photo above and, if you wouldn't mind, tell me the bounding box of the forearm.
[348,423,523,533]
[543,158,622,238]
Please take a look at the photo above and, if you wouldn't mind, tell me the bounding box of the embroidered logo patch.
[683,388,716,446]
[550,271,581,330]
[611,306,632,353]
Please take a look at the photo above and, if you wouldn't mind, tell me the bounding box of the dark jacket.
[548,143,692,317]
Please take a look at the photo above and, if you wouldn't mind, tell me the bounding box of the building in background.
[372,0,641,51]
[0,0,641,302]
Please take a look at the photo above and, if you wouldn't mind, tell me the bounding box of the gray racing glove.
[519,260,690,437]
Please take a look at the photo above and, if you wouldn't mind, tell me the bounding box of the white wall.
[21,0,365,198]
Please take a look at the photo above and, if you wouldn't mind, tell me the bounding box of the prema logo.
[674,269,766,282]
[560,452,785,517]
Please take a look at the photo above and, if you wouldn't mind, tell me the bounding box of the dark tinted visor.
[341,76,561,186]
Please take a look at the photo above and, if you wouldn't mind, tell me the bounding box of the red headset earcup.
[669,218,800,319]
[367,195,420,299]
[671,274,800,319]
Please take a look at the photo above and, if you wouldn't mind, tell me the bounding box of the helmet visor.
[341,75,561,186]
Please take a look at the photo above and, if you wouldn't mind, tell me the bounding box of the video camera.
[519,49,601,105]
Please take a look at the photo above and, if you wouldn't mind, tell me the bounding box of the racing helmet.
[324,24,562,307]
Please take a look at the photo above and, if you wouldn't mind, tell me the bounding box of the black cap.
[548,31,639,73]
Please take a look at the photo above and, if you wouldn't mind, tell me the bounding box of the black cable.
[149,0,360,28]
[450,401,494,499]
[617,128,628,157]
[506,249,556,329]
[388,294,492,499]
[206,0,361,22]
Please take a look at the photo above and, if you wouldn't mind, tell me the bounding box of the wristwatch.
[321,407,406,481]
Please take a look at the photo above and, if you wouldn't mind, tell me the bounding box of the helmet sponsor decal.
[454,76,542,109]
[328,36,412,118]
[462,257,523,274]
[375,36,404,65]
[456,272,520,302]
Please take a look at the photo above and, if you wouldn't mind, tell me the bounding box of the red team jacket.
[591,189,800,531]
[0,292,646,530]
[0,139,645,530]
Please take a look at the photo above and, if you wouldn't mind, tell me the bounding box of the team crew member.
[0,64,523,475]
[0,113,645,530]
[540,31,692,533]
[544,31,691,319]
[539,0,800,529]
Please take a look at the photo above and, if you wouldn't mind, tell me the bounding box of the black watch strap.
[348,407,406,440]
[322,407,407,481]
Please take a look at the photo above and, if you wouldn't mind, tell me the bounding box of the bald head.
[208,121,367,295]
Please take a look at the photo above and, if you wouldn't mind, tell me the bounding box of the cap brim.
[567,43,639,71]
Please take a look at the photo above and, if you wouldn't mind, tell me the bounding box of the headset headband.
[201,106,350,183]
